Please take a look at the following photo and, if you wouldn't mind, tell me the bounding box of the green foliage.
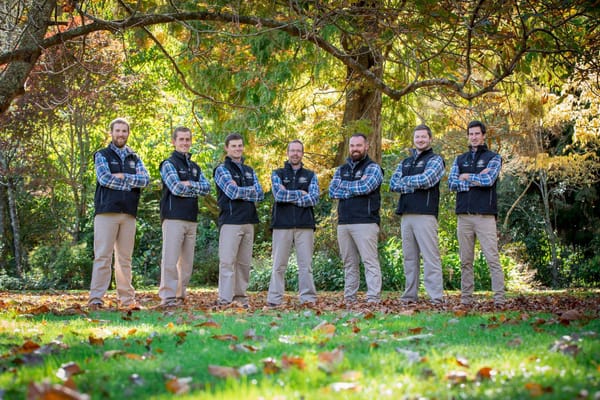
[27,242,93,290]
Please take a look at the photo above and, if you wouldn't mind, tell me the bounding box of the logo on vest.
[128,160,136,169]
[244,172,254,180]
[298,177,308,184]
[476,160,487,168]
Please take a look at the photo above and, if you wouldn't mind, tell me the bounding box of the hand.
[458,173,470,181]
[113,172,125,179]
[181,181,192,187]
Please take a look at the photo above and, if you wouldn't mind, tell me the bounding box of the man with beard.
[158,127,211,308]
[329,133,383,304]
[89,118,150,310]
[390,124,444,306]
[448,120,505,308]
[267,140,319,307]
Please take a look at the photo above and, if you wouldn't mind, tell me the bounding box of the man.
[329,133,383,304]
[267,140,319,307]
[390,124,444,305]
[448,120,505,307]
[213,133,264,307]
[89,118,150,309]
[158,126,211,308]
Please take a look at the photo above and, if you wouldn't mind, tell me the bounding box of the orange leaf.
[318,347,344,373]
[207,365,240,379]
[363,311,375,320]
[166,322,175,329]
[262,358,281,374]
[88,335,104,346]
[125,353,144,360]
[408,327,423,334]
[165,377,192,394]
[27,381,89,400]
[197,321,221,328]
[127,329,137,335]
[211,334,238,341]
[351,324,361,333]
[313,321,336,338]
[17,340,41,354]
[282,355,306,370]
[476,367,494,380]
[525,382,553,396]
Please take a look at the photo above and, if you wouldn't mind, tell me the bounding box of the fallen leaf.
[127,329,137,336]
[525,382,553,396]
[408,327,423,334]
[237,363,259,376]
[27,380,90,399]
[559,309,581,325]
[211,334,238,342]
[318,347,344,373]
[455,356,469,367]
[16,340,41,354]
[476,367,495,380]
[230,343,260,353]
[313,321,336,338]
[88,335,104,346]
[197,321,221,328]
[129,374,144,386]
[445,370,468,384]
[262,358,281,374]
[341,370,363,381]
[281,355,306,370]
[507,337,523,347]
[103,350,124,360]
[207,365,240,379]
[56,362,83,381]
[165,376,192,394]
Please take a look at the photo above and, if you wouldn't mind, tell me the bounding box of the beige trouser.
[400,214,444,302]
[158,219,198,304]
[89,213,136,306]
[457,214,505,303]
[218,224,254,304]
[337,223,382,302]
[267,228,317,305]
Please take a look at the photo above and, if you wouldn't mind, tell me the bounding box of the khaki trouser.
[457,214,505,303]
[158,219,198,304]
[400,214,444,302]
[218,224,254,304]
[267,228,317,305]
[337,223,382,302]
[89,213,136,306]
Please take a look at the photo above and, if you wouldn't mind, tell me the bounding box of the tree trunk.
[6,178,23,277]
[537,169,561,287]
[0,0,57,115]
[334,3,384,166]
[0,183,6,271]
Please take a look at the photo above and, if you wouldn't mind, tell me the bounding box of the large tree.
[1,0,598,162]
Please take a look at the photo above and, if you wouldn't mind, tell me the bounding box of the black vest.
[395,148,443,217]
[94,146,142,217]
[455,145,499,215]
[271,162,316,230]
[213,157,260,226]
[337,156,381,225]
[160,151,201,222]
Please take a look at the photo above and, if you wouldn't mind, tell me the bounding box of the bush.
[28,242,93,289]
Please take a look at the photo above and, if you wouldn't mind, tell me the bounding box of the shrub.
[28,242,93,289]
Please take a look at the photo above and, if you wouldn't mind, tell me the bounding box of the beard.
[350,150,365,161]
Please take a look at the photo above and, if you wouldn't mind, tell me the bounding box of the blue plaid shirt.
[160,157,210,197]
[272,169,319,207]
[329,159,383,200]
[214,162,264,202]
[95,143,149,191]
[390,149,445,194]
[448,153,501,192]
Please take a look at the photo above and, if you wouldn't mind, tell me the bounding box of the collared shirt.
[390,150,445,194]
[329,160,383,200]
[272,169,319,208]
[95,143,149,191]
[214,162,264,202]
[160,157,210,198]
[448,153,501,192]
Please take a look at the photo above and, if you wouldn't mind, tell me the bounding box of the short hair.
[287,140,304,152]
[109,118,130,132]
[350,133,368,142]
[414,124,432,138]
[225,132,244,146]
[467,120,486,135]
[172,126,191,141]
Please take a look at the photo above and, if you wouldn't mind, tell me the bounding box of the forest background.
[0,0,599,294]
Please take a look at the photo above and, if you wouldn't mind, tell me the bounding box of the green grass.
[1,293,599,399]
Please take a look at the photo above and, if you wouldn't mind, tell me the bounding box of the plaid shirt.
[160,158,210,197]
[271,169,319,208]
[214,163,264,202]
[390,150,445,194]
[95,143,149,191]
[448,153,501,192]
[329,159,383,200]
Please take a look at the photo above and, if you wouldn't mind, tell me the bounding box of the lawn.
[1,290,599,399]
